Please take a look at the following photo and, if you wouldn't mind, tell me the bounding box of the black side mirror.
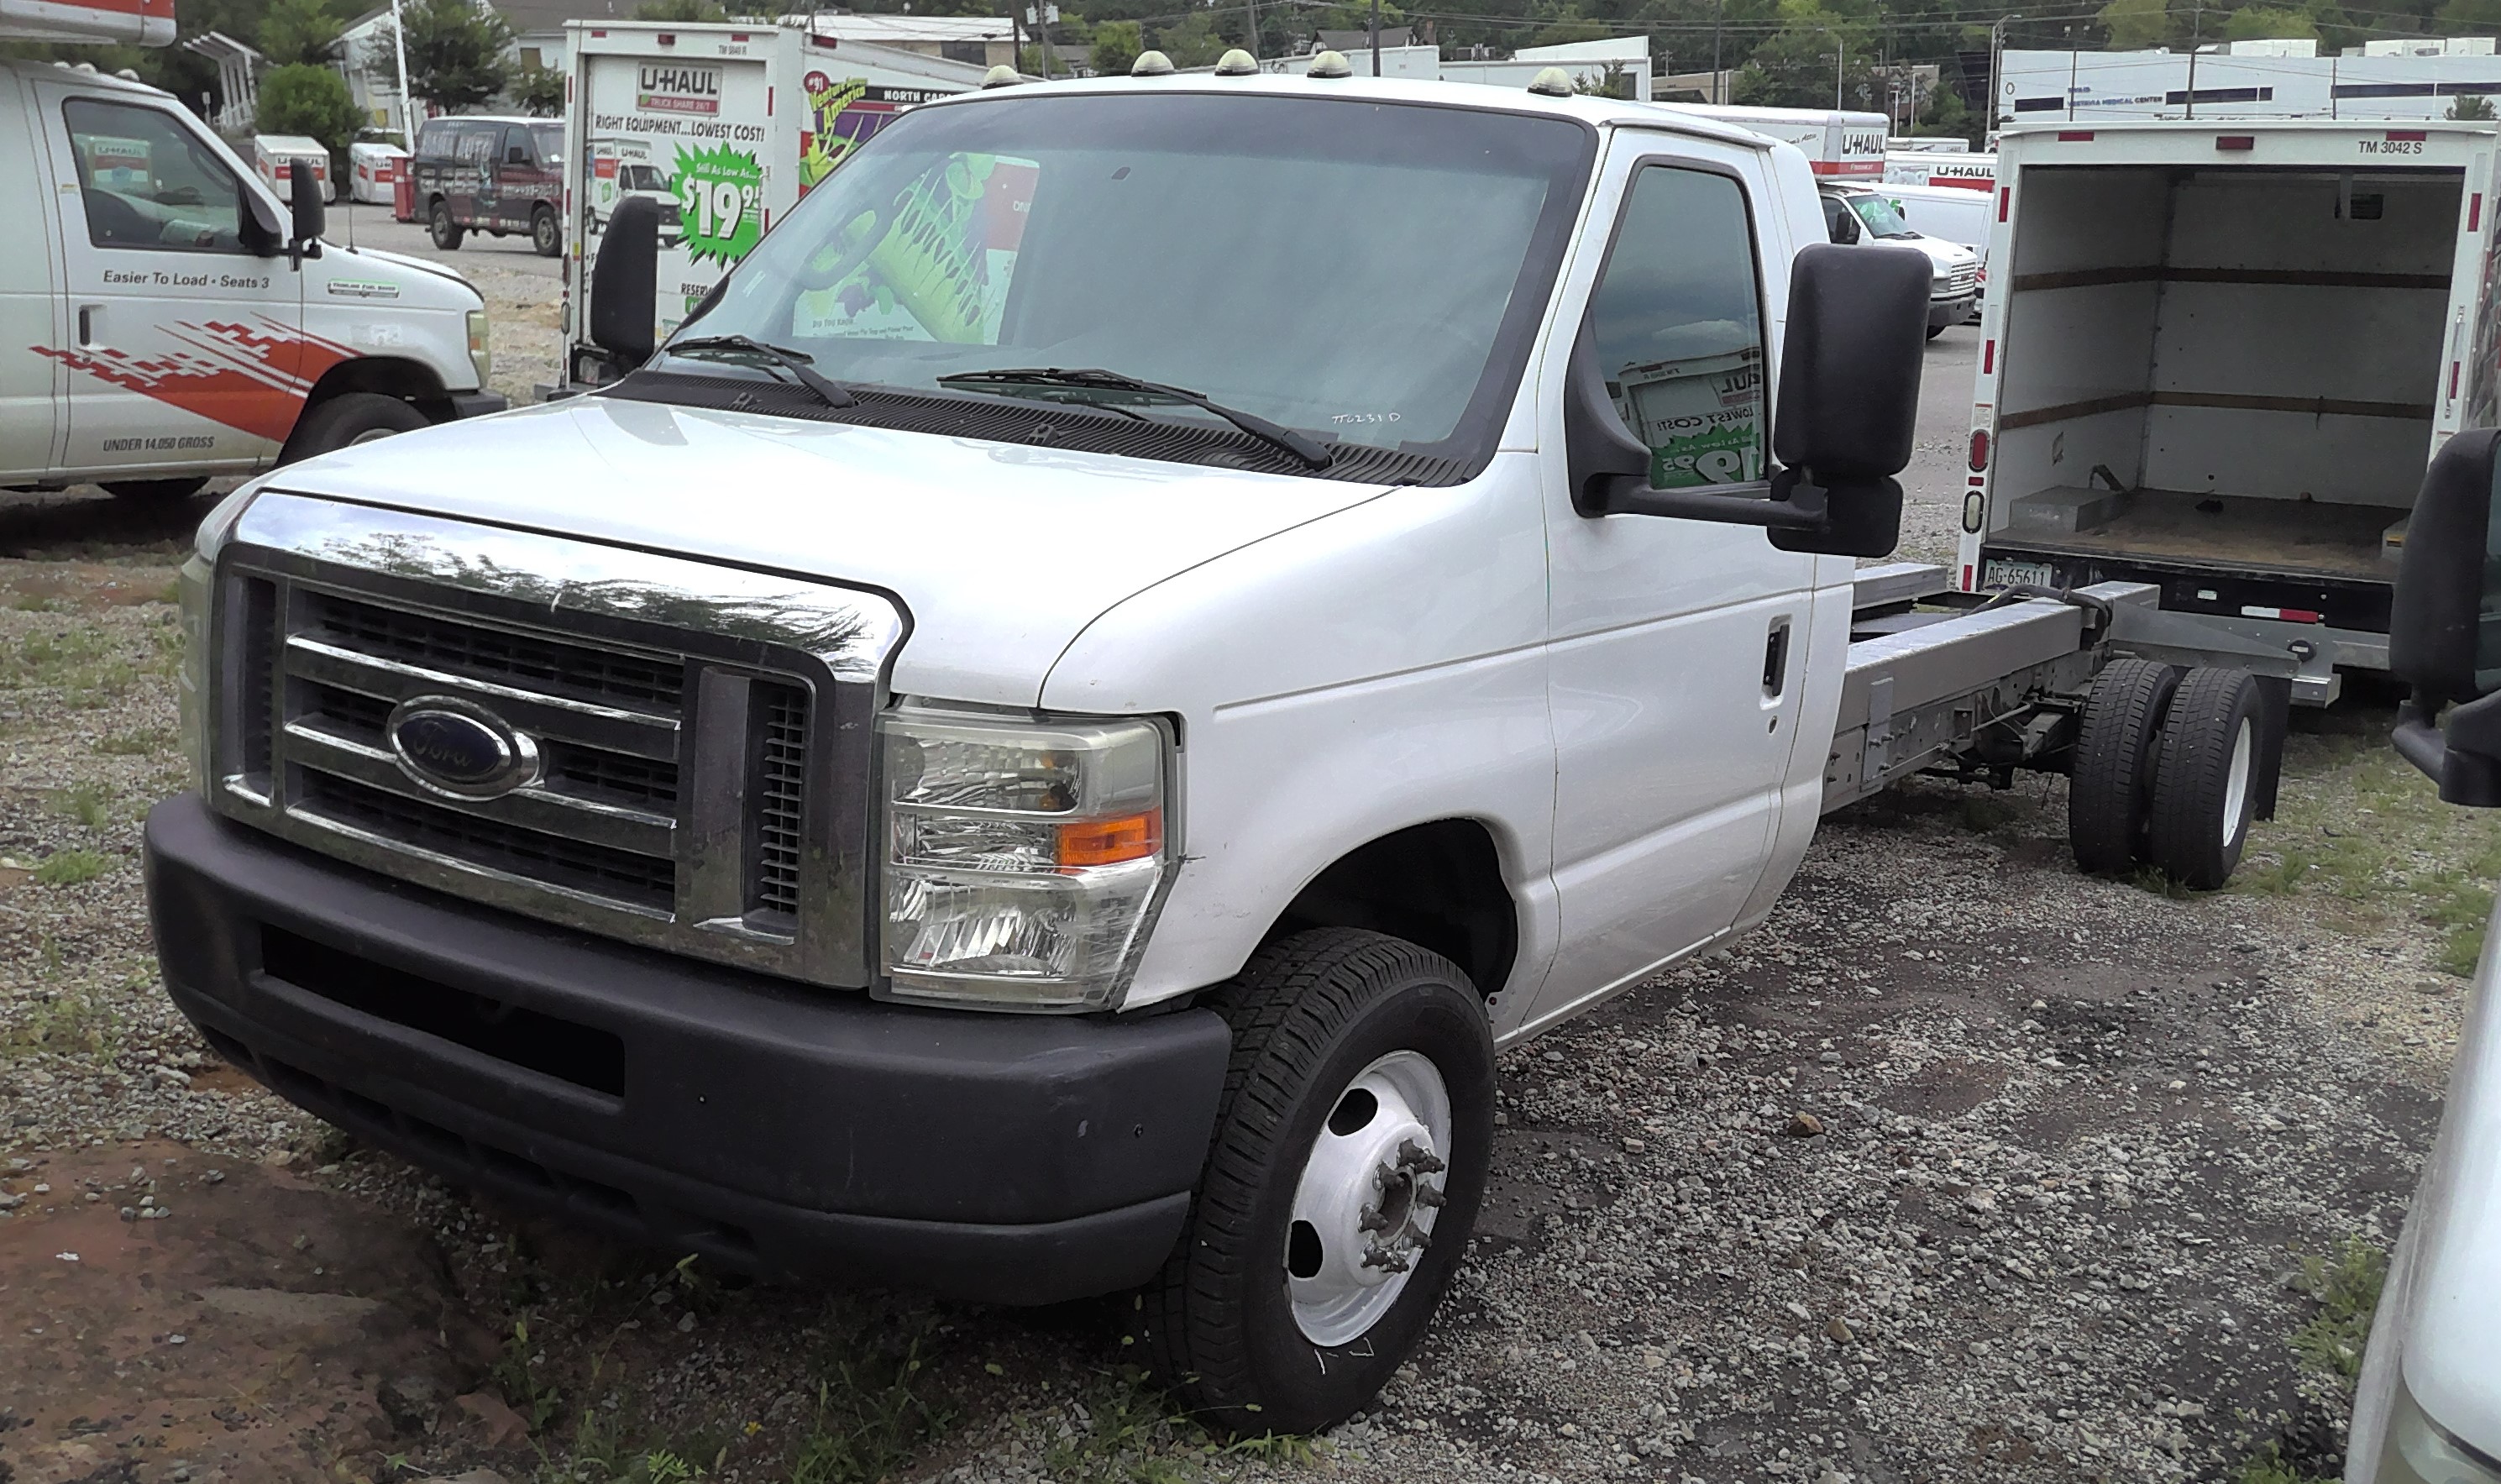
[241,185,286,256]
[2391,427,2501,804]
[590,194,662,372]
[1826,203,1862,244]
[288,160,325,261]
[1565,243,1927,558]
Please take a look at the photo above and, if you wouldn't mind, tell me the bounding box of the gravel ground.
[0,307,2477,1484]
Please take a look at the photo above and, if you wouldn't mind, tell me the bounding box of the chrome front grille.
[1941,264,1978,297]
[209,493,904,989]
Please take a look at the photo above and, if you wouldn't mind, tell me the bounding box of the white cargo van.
[146,67,2298,1439]
[1963,120,2494,703]
[0,60,506,500]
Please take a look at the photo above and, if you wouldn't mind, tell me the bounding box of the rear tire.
[2146,666,2263,889]
[532,205,560,258]
[1130,928,1493,1436]
[100,476,208,501]
[428,199,464,249]
[2068,658,2181,875]
[286,393,432,461]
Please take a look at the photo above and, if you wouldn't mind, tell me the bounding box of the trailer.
[1961,118,2497,705]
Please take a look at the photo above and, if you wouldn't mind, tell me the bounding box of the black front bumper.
[145,795,1230,1304]
[448,390,511,419]
[1928,293,1976,331]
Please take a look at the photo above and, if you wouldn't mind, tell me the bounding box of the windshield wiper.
[664,334,858,409]
[936,366,1333,469]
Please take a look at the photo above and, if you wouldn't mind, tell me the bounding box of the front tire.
[428,199,464,249]
[1132,928,1493,1436]
[532,205,560,257]
[286,393,432,461]
[100,476,208,501]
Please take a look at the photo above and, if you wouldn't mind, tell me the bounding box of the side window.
[1585,165,1768,490]
[501,127,532,168]
[456,125,494,167]
[63,98,246,253]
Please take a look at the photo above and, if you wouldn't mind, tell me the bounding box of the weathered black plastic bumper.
[1927,293,1976,331]
[144,794,1228,1304]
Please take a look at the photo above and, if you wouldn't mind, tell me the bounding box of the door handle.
[76,304,98,346]
[1762,618,1792,698]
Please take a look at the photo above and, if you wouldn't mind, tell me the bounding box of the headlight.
[177,485,261,796]
[877,705,1171,1010]
[465,308,491,387]
[2384,1379,2501,1484]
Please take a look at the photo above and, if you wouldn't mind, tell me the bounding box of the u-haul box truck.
[1661,103,1889,178]
[557,19,988,388]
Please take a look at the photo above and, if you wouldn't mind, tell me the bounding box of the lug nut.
[1416,1183,1447,1209]
[1396,1139,1446,1175]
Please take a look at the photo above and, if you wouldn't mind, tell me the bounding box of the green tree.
[258,0,341,66]
[2452,92,2498,118]
[386,0,511,111]
[632,0,727,18]
[2439,0,2501,32]
[1090,18,1141,74]
[2222,4,2318,38]
[2098,0,2173,49]
[257,62,363,160]
[512,62,565,113]
[1732,18,1881,110]
[1914,77,1974,140]
[1153,9,1225,66]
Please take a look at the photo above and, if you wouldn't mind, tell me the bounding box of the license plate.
[1982,558,2056,591]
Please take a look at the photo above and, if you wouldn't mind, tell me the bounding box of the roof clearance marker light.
[1308,49,1352,78]
[1132,49,1175,76]
[2218,135,2255,151]
[1528,66,1574,97]
[1214,48,1258,76]
[982,64,1018,87]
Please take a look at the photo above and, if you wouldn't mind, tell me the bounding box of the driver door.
[34,85,304,476]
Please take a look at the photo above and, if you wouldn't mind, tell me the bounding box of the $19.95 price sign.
[673,144,764,265]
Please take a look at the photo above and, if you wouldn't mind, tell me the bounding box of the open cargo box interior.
[1990,163,2465,584]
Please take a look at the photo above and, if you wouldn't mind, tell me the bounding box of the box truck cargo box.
[349,139,406,205]
[557,19,988,386]
[0,0,172,45]
[1884,150,1995,191]
[252,134,333,202]
[1963,120,2496,702]
[1659,103,1888,177]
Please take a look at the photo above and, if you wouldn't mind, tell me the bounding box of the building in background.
[2001,40,2501,125]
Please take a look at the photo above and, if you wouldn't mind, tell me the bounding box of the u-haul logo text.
[637,64,721,115]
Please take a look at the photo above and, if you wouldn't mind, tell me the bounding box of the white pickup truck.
[144,64,2299,1431]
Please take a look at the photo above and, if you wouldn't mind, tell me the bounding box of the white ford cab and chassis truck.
[144,71,2302,1431]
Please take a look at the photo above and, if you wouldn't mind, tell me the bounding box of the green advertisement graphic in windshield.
[673,143,763,265]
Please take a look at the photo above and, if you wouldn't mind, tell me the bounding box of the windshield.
[674,93,1593,459]
[1846,193,1919,239]
[618,163,664,191]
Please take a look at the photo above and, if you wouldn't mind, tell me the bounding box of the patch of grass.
[1036,1366,1319,1482]
[2231,1443,2335,1484]
[33,848,112,886]
[2288,1234,2387,1381]
[2126,864,2195,899]
[96,727,174,758]
[2,985,121,1057]
[56,784,111,831]
[0,628,111,688]
[494,1315,570,1437]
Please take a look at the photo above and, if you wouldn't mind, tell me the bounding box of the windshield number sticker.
[1331,412,1402,425]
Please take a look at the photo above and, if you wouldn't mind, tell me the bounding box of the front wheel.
[286,392,431,461]
[100,476,208,501]
[428,199,464,250]
[1131,928,1493,1435]
[532,205,560,257]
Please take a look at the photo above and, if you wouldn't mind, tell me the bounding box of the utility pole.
[1712,0,1722,103]
[1369,0,1382,76]
[1988,14,2021,135]
[2185,0,2203,117]
[388,0,413,143]
[1245,0,1257,60]
[1835,34,1844,109]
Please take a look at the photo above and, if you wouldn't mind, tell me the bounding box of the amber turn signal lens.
[1057,810,1163,868]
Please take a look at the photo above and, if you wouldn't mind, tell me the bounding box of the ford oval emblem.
[386,698,537,798]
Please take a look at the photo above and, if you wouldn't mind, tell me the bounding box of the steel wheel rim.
[2222,716,2253,847]
[347,427,403,447]
[1285,1049,1453,1347]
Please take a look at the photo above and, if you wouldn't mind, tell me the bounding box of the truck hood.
[318,243,483,302]
[1895,234,1978,271]
[266,396,1396,705]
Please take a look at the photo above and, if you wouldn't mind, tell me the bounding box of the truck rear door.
[34,81,304,476]
[0,65,65,480]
